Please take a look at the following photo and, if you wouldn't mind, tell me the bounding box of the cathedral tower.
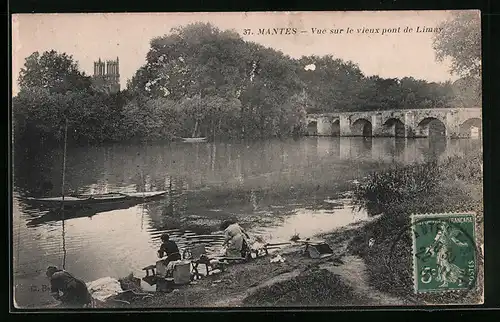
[91,57,120,94]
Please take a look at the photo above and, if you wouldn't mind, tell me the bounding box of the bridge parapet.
[306,108,482,138]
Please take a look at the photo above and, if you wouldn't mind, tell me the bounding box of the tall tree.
[297,55,365,113]
[18,50,92,94]
[432,11,481,79]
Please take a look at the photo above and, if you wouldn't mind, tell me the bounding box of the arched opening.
[459,118,482,139]
[307,121,318,136]
[383,118,406,137]
[417,117,446,139]
[331,119,340,136]
[351,118,372,137]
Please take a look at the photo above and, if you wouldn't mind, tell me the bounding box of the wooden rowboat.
[22,191,167,209]
[181,137,207,143]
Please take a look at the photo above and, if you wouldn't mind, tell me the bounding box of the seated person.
[46,266,92,308]
[157,233,181,264]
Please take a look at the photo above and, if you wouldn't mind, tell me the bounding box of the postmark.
[410,213,477,294]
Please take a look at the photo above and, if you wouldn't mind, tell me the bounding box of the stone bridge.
[306,108,482,138]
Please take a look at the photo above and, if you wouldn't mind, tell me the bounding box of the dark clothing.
[158,240,181,260]
[50,270,92,307]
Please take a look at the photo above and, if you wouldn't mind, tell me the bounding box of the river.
[12,136,481,308]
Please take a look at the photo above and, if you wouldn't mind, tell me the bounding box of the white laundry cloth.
[86,277,123,301]
[251,241,265,251]
[270,254,286,263]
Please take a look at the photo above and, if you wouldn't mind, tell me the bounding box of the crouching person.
[46,266,93,308]
[220,220,251,259]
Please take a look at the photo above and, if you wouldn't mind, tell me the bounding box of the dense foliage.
[432,11,482,108]
[13,21,479,148]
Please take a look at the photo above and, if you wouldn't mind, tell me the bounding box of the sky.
[11,10,474,96]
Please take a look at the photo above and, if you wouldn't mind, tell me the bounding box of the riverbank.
[83,147,483,308]
[348,150,484,305]
[95,149,482,308]
[96,216,409,308]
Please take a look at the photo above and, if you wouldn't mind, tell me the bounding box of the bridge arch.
[416,117,446,138]
[459,117,482,138]
[307,120,318,136]
[351,118,372,137]
[331,119,340,136]
[383,118,405,137]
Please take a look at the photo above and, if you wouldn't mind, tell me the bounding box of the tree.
[128,22,249,101]
[122,97,181,141]
[279,91,308,136]
[432,11,481,79]
[297,55,365,113]
[451,77,481,108]
[18,50,92,94]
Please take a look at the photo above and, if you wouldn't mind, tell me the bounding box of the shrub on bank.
[440,151,482,184]
[353,161,442,216]
[350,153,483,304]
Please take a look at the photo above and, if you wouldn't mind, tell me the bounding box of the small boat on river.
[26,201,141,227]
[22,191,167,209]
[181,137,207,143]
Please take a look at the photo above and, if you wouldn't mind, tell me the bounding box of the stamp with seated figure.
[411,213,478,294]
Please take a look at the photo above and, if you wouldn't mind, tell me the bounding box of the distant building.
[91,57,120,94]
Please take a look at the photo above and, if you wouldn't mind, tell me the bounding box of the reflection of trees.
[162,176,188,216]
[13,144,104,197]
[13,145,59,197]
[419,137,448,162]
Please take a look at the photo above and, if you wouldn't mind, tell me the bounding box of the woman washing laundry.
[157,233,181,264]
[220,220,251,259]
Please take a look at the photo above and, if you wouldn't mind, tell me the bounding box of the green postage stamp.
[411,213,477,293]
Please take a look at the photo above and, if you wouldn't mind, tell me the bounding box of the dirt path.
[211,248,404,307]
[319,255,404,306]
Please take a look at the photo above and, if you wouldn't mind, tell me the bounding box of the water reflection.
[12,137,482,307]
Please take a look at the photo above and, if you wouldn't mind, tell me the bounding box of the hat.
[161,233,170,241]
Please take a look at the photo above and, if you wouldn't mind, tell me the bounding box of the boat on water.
[181,137,207,143]
[26,201,140,227]
[181,119,208,143]
[22,191,167,209]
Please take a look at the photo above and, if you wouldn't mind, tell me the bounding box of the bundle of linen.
[86,277,124,302]
[166,260,183,272]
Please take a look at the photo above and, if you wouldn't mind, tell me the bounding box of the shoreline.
[97,151,483,308]
[96,215,408,308]
[18,148,482,308]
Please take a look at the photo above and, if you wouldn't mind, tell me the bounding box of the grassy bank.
[95,218,396,308]
[98,247,358,308]
[349,149,483,304]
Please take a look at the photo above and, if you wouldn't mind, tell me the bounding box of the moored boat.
[181,137,207,143]
[22,191,167,209]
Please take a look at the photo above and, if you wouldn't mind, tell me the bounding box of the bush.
[349,153,483,303]
[440,151,482,184]
[353,161,441,216]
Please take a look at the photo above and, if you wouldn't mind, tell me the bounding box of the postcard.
[11,10,483,309]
